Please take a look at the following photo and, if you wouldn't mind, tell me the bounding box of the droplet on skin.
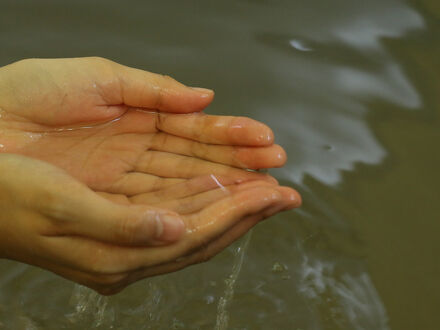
[25,132,42,141]
[256,131,274,144]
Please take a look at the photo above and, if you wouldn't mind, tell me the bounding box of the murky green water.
[0,0,439,329]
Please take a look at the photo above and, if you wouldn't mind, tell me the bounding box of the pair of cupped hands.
[0,57,300,295]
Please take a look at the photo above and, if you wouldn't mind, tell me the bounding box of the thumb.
[111,60,214,113]
[57,194,185,246]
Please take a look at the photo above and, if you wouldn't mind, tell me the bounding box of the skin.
[0,58,301,294]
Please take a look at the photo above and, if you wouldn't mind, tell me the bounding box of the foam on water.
[298,255,389,330]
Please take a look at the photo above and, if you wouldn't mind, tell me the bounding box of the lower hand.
[0,154,300,294]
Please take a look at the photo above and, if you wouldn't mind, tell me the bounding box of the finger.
[111,60,214,112]
[129,174,244,205]
[114,201,291,286]
[46,191,185,246]
[150,181,276,214]
[96,192,130,205]
[151,132,286,169]
[175,186,282,255]
[94,109,157,134]
[156,113,274,146]
[108,172,185,196]
[277,186,302,210]
[134,150,278,183]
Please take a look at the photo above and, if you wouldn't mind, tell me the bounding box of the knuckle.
[117,216,144,244]
[154,75,177,109]
[155,86,164,109]
[37,187,67,220]
[155,113,164,130]
[191,140,208,158]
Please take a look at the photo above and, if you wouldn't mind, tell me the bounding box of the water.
[0,0,439,329]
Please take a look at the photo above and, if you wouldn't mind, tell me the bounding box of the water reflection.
[289,39,313,52]
[331,5,424,51]
[335,64,421,109]
[254,1,425,329]
[298,252,389,329]
[276,110,386,185]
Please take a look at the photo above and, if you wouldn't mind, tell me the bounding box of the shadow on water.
[0,0,439,329]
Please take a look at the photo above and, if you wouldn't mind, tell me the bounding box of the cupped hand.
[0,57,286,195]
[0,154,300,294]
[0,57,302,294]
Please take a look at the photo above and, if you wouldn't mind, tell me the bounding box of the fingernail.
[190,87,214,95]
[156,214,185,242]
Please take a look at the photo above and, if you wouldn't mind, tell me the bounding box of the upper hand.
[0,57,286,196]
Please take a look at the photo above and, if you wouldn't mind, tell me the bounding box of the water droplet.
[205,295,215,304]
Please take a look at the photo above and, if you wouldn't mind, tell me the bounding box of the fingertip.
[181,87,214,112]
[277,146,287,167]
[264,188,285,208]
[115,61,215,113]
[234,144,286,170]
[230,117,274,146]
[190,87,215,96]
[277,187,302,210]
[264,174,279,185]
[268,144,287,168]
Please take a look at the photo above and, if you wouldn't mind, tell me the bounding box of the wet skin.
[0,58,301,294]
